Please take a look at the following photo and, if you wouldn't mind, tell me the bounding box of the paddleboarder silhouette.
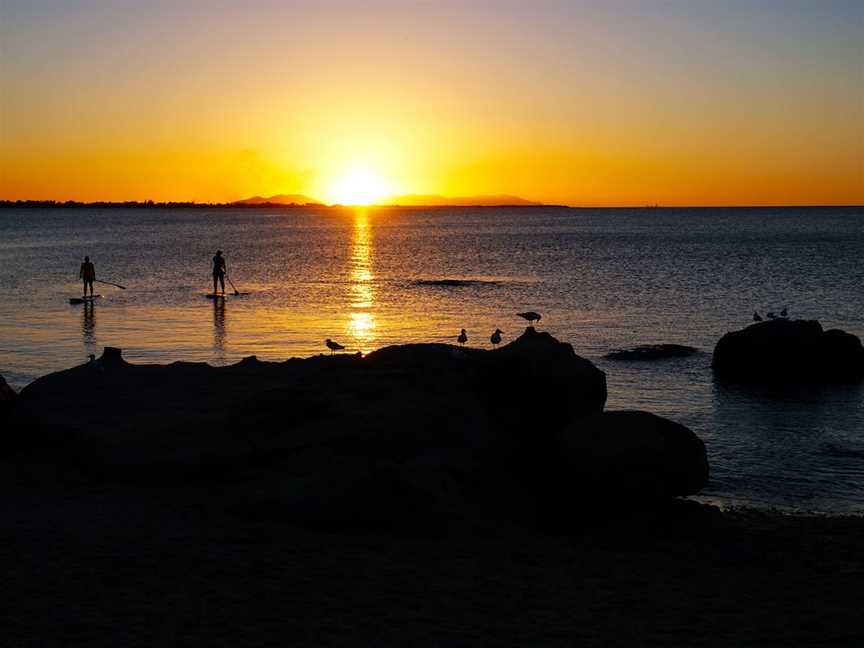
[79,256,96,297]
[212,250,226,295]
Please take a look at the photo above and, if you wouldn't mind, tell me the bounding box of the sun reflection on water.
[347,210,376,351]
[212,297,226,361]
[81,301,96,349]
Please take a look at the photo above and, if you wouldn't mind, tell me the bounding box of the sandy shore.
[2,462,861,646]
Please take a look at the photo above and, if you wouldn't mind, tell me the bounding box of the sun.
[327,164,393,206]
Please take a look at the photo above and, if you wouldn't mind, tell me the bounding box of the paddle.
[95,279,127,290]
[225,274,241,296]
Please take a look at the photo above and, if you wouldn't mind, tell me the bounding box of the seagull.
[490,329,503,348]
[325,338,345,354]
[766,312,776,320]
[753,311,763,322]
[516,311,542,326]
[780,306,788,318]
[457,329,468,346]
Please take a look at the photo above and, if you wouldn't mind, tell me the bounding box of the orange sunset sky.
[1,0,862,206]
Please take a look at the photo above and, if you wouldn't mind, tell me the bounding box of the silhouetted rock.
[0,374,16,421]
[605,344,699,361]
[101,346,125,366]
[227,347,496,523]
[713,319,864,383]
[229,331,606,524]
[8,331,608,525]
[6,332,709,527]
[478,327,606,439]
[558,411,709,502]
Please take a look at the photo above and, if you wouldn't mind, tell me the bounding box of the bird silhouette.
[325,338,345,354]
[753,311,763,322]
[457,329,468,346]
[490,329,503,348]
[780,306,788,318]
[516,311,542,325]
[767,312,776,320]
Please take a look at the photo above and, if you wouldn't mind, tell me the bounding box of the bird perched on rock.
[490,329,503,348]
[516,311,542,325]
[780,306,788,318]
[457,329,468,346]
[325,338,345,354]
[753,311,763,322]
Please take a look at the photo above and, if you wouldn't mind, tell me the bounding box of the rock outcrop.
[713,319,864,383]
[558,411,709,502]
[8,329,612,523]
[605,344,699,361]
[6,327,710,525]
[0,374,16,421]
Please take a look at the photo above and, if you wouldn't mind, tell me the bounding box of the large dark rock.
[0,374,16,421]
[229,330,607,524]
[8,329,607,525]
[713,319,864,383]
[558,411,709,503]
[471,327,607,441]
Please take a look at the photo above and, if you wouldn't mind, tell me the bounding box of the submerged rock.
[713,319,864,383]
[412,278,500,287]
[0,374,16,421]
[558,411,709,502]
[605,344,699,361]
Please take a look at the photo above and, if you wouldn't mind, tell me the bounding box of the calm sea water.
[1,206,862,512]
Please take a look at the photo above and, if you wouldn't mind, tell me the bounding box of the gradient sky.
[1,0,862,205]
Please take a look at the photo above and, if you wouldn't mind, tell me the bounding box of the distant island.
[237,193,547,207]
[0,193,547,209]
[236,192,543,207]
[233,193,322,206]
[383,194,542,207]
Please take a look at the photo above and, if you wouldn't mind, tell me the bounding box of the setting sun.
[326,165,394,206]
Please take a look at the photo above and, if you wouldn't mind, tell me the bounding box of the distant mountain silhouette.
[234,194,322,205]
[2,195,545,209]
[385,194,542,207]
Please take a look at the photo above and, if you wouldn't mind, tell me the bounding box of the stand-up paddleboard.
[69,295,102,305]
[205,292,249,299]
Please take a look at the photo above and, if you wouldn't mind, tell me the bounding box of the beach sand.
[2,463,861,646]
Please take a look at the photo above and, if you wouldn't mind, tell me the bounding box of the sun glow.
[326,164,394,206]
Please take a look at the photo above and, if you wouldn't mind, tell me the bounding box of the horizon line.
[1,199,862,210]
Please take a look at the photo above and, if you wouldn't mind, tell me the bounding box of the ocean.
[1,206,862,512]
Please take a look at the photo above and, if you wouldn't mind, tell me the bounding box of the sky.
[1,0,862,205]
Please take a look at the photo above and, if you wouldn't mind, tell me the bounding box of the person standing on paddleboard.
[79,256,96,297]
[212,250,227,295]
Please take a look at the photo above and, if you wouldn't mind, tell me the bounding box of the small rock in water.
[604,344,699,361]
